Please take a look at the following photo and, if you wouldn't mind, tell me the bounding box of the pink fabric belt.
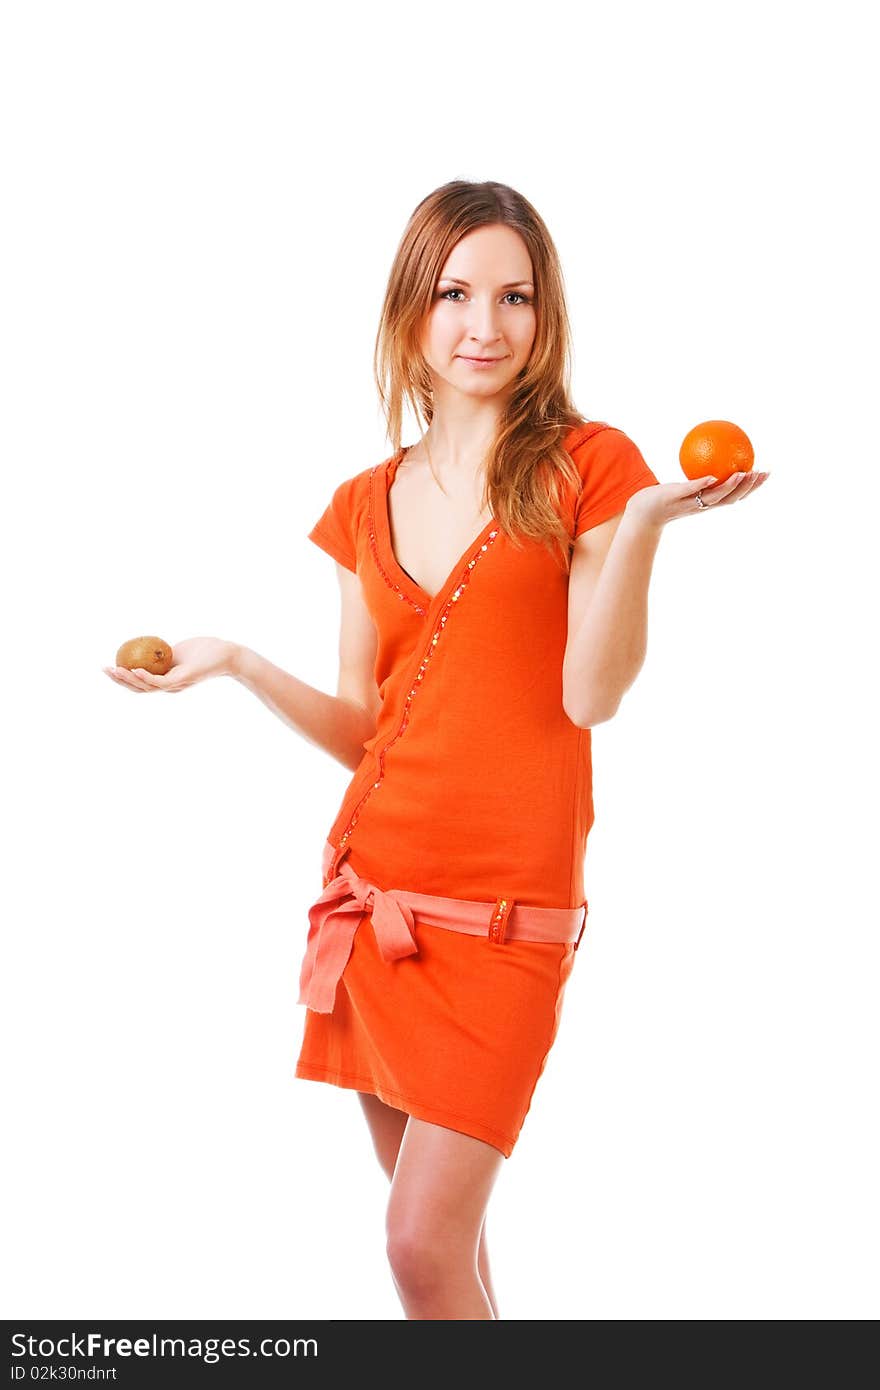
[297,840,588,1014]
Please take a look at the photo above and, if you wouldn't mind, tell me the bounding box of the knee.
[385,1219,458,1297]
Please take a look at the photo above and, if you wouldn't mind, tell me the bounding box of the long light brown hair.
[373,179,590,573]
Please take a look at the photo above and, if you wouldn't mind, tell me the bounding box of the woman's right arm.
[231,562,381,773]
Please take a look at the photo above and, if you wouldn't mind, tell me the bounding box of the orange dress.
[295,421,660,1156]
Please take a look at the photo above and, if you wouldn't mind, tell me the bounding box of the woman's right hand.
[102,637,239,692]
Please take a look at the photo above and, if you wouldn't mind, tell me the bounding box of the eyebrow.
[438,277,535,290]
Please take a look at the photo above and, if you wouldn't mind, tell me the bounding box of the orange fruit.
[116,636,173,675]
[679,420,754,483]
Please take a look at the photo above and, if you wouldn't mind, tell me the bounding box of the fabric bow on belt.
[297,858,419,1013]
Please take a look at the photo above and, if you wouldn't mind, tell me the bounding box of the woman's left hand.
[625,469,770,530]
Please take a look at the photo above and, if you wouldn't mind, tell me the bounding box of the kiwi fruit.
[116,636,173,675]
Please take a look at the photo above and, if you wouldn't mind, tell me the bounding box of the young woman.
[104,180,768,1319]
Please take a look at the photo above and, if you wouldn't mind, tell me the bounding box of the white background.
[2,0,877,1320]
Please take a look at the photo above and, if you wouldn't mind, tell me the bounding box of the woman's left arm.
[562,467,769,727]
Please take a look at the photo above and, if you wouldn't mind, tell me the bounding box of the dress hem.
[294,1059,515,1158]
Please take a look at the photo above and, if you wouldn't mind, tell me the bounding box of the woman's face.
[420,224,537,400]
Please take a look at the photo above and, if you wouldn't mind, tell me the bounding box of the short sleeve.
[571,427,660,538]
[308,475,358,573]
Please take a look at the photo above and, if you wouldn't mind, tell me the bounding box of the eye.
[437,289,533,305]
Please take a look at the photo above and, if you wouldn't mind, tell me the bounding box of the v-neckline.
[379,446,498,613]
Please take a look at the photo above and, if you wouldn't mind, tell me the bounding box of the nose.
[465,297,504,344]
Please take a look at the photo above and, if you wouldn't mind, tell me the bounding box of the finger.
[133,666,186,692]
[114,666,152,690]
[723,471,762,502]
[128,667,163,690]
[720,472,749,492]
[130,667,163,687]
[105,666,136,687]
[700,472,750,506]
[737,471,768,499]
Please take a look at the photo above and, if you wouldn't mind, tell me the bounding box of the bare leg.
[357,1092,500,1318]
[384,1114,505,1319]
